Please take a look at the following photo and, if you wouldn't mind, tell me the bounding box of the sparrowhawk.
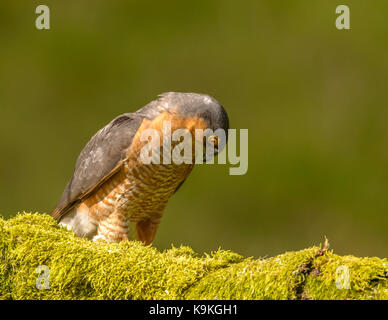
[51,92,229,244]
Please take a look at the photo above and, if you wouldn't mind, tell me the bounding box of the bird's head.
[158,92,229,162]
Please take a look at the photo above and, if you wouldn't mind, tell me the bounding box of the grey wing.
[51,113,144,220]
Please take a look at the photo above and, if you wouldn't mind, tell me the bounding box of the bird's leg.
[135,217,161,245]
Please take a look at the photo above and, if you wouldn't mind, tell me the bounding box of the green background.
[1,1,387,258]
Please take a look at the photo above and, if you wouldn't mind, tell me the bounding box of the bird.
[51,92,229,244]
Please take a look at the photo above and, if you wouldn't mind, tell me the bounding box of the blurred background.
[1,0,387,258]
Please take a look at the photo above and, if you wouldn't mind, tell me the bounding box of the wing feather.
[51,113,144,220]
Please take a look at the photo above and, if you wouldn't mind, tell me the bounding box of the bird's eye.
[208,135,218,146]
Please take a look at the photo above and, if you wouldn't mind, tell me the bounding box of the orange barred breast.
[82,112,206,242]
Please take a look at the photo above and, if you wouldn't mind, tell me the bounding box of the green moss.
[0,213,387,300]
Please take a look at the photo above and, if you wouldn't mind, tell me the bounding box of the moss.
[0,213,387,300]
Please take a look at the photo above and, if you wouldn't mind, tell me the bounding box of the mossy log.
[0,213,387,300]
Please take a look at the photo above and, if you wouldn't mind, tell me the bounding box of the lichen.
[0,213,387,300]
